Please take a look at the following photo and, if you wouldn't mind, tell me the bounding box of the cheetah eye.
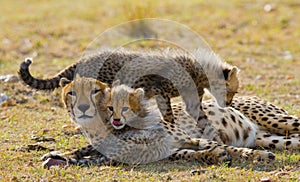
[227,89,238,94]
[122,107,129,112]
[91,89,101,95]
[67,91,76,96]
[108,106,114,112]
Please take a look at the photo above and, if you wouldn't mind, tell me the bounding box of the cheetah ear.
[223,66,239,80]
[102,87,111,103]
[112,79,120,87]
[230,66,240,76]
[96,80,109,91]
[75,73,82,79]
[104,87,111,95]
[60,78,71,87]
[134,88,144,101]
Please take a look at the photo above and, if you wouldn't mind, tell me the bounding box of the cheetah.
[42,77,276,168]
[19,48,239,142]
[104,80,299,150]
[98,80,300,150]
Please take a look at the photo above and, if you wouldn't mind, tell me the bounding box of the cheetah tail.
[18,58,76,90]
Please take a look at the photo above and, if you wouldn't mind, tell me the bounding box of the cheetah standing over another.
[19,48,239,142]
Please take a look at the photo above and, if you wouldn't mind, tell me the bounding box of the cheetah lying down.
[42,77,299,167]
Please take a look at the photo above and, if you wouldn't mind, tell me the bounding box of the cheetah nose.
[78,104,90,113]
[268,153,276,160]
[112,119,122,126]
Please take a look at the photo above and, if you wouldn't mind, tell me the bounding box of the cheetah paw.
[41,151,77,169]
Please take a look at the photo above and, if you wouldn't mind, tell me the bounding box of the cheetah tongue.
[112,120,122,126]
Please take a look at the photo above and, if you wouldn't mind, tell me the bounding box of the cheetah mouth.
[111,120,125,129]
[78,114,93,119]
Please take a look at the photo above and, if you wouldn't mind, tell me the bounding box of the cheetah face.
[107,105,128,130]
[107,80,145,130]
[60,76,110,124]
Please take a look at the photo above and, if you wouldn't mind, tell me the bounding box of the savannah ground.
[0,0,300,181]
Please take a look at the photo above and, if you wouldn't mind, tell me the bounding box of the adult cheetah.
[19,49,239,142]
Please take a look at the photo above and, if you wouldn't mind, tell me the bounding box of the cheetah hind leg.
[261,113,300,135]
[255,131,300,150]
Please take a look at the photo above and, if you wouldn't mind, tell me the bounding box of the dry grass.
[0,0,299,181]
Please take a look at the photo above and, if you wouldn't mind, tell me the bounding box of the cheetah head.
[60,75,110,124]
[107,80,146,130]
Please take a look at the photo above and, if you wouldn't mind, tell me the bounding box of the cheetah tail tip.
[24,57,33,65]
[20,57,33,69]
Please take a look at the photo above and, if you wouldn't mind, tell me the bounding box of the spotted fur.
[19,49,239,140]
[42,78,277,167]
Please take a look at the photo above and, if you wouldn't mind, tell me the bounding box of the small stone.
[0,94,16,107]
[285,75,294,80]
[2,38,11,44]
[62,124,72,129]
[275,172,289,177]
[282,51,293,60]
[0,93,9,103]
[245,57,256,63]
[0,74,19,83]
[42,129,50,133]
[31,135,55,142]
[255,75,262,80]
[264,4,275,12]
[190,169,206,175]
[74,125,81,132]
[260,177,272,182]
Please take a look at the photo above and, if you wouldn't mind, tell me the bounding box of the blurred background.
[0,1,299,181]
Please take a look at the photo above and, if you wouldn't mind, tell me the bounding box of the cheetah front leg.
[223,145,275,163]
[182,90,223,143]
[171,138,275,165]
[170,148,232,165]
[170,138,275,165]
[155,92,176,123]
[41,145,118,168]
[197,138,276,163]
